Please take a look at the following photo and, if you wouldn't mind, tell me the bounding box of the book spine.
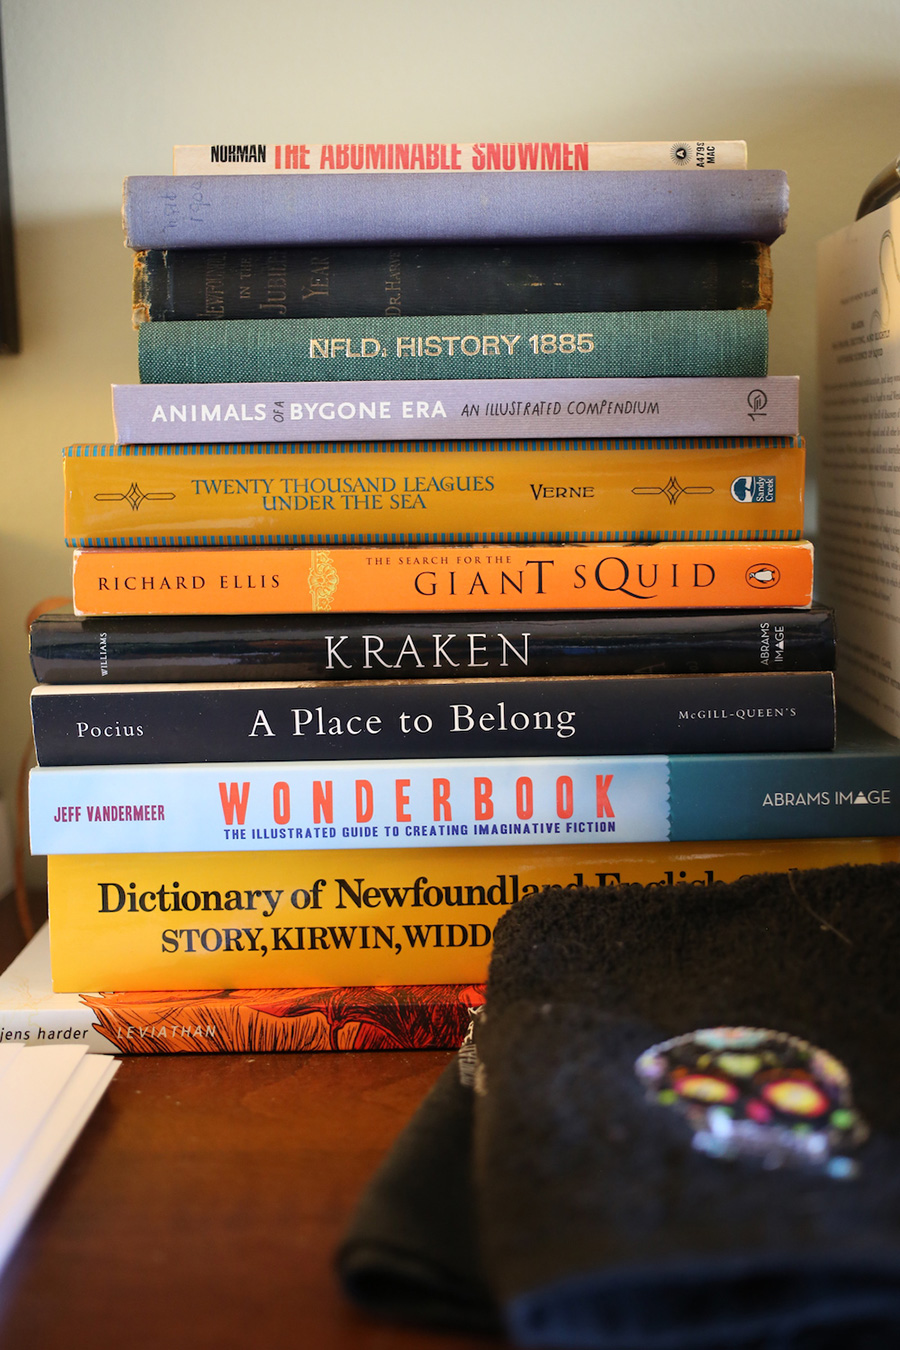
[0,1007,112,1053]
[8,1017,113,1054]
[28,732,900,858]
[136,311,769,384]
[70,540,816,616]
[0,922,485,1052]
[122,171,789,249]
[132,240,772,324]
[62,438,805,547]
[112,376,801,444]
[29,672,837,767]
[27,607,839,685]
[172,141,749,174]
[43,836,900,995]
[81,983,485,1053]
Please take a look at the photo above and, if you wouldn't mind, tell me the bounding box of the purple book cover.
[122,170,789,249]
[112,376,799,446]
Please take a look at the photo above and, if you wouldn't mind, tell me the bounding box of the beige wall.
[2,0,900,871]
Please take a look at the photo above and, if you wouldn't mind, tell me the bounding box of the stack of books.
[24,139,900,1055]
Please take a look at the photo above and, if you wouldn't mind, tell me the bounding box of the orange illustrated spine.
[72,540,815,616]
[83,982,485,1054]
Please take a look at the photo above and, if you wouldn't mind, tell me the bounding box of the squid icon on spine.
[635,1026,869,1180]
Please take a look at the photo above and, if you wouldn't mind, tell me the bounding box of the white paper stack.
[0,1041,119,1270]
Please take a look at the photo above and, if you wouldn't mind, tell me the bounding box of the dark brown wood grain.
[0,903,498,1350]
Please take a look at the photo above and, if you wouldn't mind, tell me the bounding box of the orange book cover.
[84,982,484,1053]
[62,438,804,547]
[72,539,815,616]
[0,925,484,1054]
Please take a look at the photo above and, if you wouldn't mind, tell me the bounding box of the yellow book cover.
[71,538,815,616]
[62,438,804,546]
[48,837,899,992]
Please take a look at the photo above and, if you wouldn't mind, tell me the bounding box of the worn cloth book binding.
[135,310,770,384]
[132,239,772,323]
[122,170,789,250]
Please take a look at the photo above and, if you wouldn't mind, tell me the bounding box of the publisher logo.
[747,388,768,420]
[731,475,776,504]
[746,564,781,589]
[670,143,691,165]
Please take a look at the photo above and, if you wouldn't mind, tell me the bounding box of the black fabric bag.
[338,862,900,1348]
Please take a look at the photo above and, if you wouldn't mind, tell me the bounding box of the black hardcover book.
[132,239,771,324]
[30,672,836,767]
[29,607,837,686]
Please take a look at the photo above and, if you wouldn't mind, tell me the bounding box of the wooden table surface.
[0,892,498,1350]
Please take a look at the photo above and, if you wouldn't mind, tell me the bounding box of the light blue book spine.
[28,734,900,855]
[122,170,790,250]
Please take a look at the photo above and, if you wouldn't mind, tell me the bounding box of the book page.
[817,199,900,734]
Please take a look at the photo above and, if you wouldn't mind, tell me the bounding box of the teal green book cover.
[137,310,769,384]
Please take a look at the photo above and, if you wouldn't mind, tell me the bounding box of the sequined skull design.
[635,1026,869,1179]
